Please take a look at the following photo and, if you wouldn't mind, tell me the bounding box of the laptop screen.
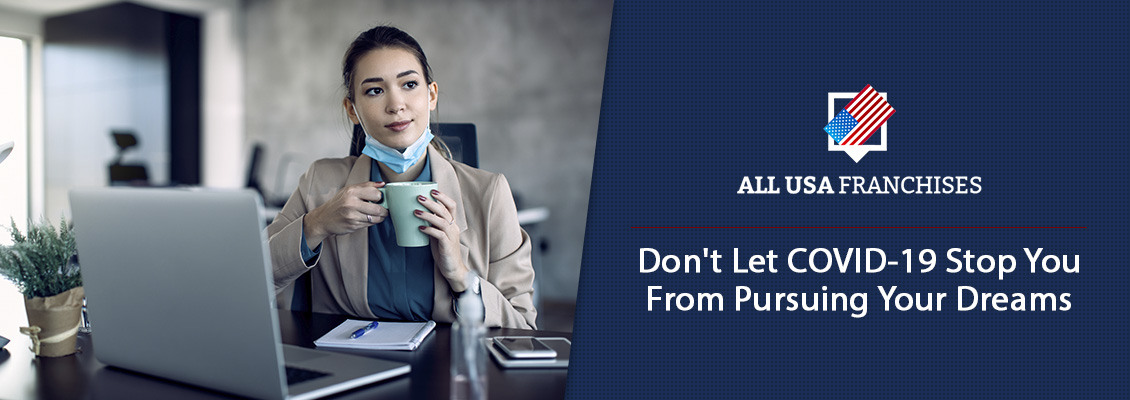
[71,188,289,399]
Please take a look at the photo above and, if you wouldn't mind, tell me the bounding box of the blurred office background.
[0,0,612,332]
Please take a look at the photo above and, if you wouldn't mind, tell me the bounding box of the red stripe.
[631,227,1086,229]
[853,95,884,122]
[843,84,872,111]
[843,100,887,145]
[846,105,892,145]
[849,108,895,145]
[842,105,879,145]
[845,90,872,114]
[848,91,880,117]
[845,108,887,145]
[849,86,872,114]
[844,93,892,145]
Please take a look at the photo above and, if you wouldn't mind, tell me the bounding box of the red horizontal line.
[631,227,1086,229]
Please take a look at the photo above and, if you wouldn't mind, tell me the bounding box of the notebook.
[315,320,436,351]
[70,188,410,400]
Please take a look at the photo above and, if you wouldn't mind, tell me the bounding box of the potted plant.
[0,218,83,357]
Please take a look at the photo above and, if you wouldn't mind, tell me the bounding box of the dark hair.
[343,26,451,159]
[342,25,434,101]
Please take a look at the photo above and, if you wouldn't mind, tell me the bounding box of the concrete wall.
[243,0,612,301]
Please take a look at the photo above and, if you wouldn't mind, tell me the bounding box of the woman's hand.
[303,181,387,249]
[415,189,471,292]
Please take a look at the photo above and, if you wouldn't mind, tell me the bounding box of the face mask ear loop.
[352,102,368,135]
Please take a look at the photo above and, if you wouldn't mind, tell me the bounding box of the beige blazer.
[267,146,537,329]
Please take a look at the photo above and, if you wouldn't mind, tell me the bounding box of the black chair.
[246,143,265,197]
[108,130,149,186]
[349,123,478,168]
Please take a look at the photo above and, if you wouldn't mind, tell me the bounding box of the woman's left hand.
[415,189,471,292]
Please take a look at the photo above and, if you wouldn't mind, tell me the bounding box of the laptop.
[70,188,409,400]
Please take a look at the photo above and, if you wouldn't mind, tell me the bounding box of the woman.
[267,26,537,329]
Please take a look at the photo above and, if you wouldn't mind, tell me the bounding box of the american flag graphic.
[823,85,895,145]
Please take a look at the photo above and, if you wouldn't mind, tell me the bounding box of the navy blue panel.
[569,1,1128,399]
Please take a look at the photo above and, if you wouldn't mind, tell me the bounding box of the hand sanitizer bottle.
[451,272,486,400]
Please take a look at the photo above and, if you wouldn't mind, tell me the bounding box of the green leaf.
[0,217,81,298]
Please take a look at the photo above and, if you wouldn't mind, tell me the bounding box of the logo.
[824,85,896,162]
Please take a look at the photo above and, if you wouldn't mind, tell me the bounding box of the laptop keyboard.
[286,366,331,386]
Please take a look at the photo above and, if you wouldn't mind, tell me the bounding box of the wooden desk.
[0,310,570,400]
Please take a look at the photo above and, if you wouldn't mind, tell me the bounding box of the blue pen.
[350,321,379,339]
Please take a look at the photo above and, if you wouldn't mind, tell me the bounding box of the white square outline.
[827,92,888,151]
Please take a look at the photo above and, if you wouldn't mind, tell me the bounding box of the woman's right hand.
[302,181,387,248]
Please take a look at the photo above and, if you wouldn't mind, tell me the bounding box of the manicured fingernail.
[418,226,426,231]
[414,210,422,215]
[418,195,426,201]
[431,190,440,195]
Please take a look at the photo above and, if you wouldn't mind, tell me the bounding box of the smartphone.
[493,336,557,359]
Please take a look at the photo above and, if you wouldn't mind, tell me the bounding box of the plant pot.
[23,286,84,357]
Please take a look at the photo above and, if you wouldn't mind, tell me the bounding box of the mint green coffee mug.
[377,181,439,247]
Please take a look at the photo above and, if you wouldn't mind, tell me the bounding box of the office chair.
[108,130,150,186]
[349,123,478,168]
[246,143,265,195]
[245,143,303,211]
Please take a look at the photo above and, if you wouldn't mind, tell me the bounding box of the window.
[0,35,29,326]
[0,35,29,238]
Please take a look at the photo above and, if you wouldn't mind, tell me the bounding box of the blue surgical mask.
[353,104,433,174]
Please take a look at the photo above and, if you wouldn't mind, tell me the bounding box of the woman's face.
[346,47,438,149]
